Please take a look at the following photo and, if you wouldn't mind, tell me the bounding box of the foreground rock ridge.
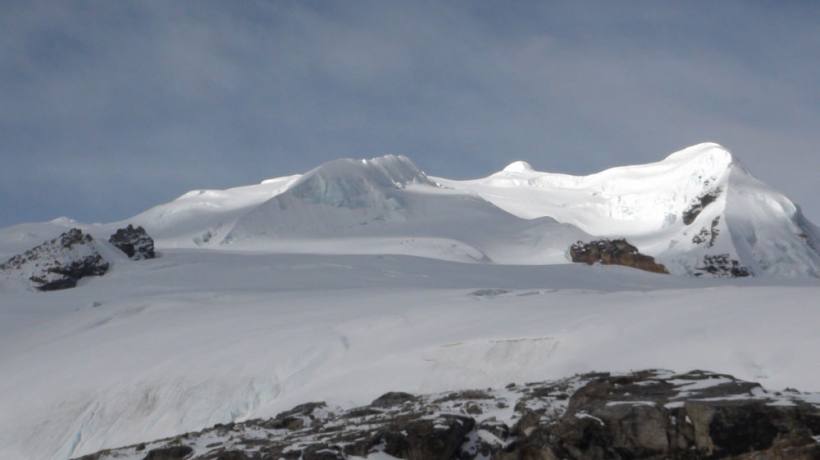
[76,370,820,460]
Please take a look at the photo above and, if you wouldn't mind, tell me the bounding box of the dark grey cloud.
[1,0,818,227]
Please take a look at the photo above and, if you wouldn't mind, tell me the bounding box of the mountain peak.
[661,142,738,171]
[502,161,535,173]
[295,154,431,191]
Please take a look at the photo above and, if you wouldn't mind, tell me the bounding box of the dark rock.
[77,370,820,460]
[342,406,383,418]
[380,414,475,460]
[692,216,721,247]
[1,228,110,291]
[109,224,156,260]
[569,239,668,274]
[142,445,193,460]
[259,401,327,430]
[278,401,326,418]
[470,288,510,298]
[696,253,751,277]
[214,452,249,460]
[683,187,721,225]
[465,402,483,415]
[371,391,417,408]
[434,389,493,403]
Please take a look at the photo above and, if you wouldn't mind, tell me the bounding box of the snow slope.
[0,251,818,460]
[219,155,587,264]
[437,143,820,277]
[127,173,303,247]
[0,156,588,266]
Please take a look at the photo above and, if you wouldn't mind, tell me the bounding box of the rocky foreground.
[77,370,820,460]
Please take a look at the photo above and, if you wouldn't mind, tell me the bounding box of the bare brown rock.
[570,239,668,274]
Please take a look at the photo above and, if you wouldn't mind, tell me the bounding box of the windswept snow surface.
[0,251,819,459]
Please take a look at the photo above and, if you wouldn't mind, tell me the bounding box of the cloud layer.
[1,0,818,226]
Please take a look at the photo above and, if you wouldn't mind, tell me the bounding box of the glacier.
[0,143,818,459]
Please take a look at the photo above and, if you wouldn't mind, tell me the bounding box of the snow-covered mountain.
[1,143,820,460]
[438,143,820,277]
[125,143,819,276]
[1,143,817,277]
[124,154,589,264]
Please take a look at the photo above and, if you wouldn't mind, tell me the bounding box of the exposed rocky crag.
[75,370,820,460]
[696,254,752,278]
[0,228,109,291]
[109,224,156,260]
[570,239,669,274]
[692,217,721,248]
[683,187,721,225]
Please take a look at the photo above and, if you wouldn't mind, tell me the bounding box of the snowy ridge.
[210,154,589,264]
[128,174,303,247]
[225,154,436,240]
[438,143,820,277]
[0,143,817,276]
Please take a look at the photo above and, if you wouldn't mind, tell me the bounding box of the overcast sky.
[1,0,819,227]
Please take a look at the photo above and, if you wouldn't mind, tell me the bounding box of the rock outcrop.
[570,239,669,274]
[696,254,752,278]
[0,228,109,291]
[109,224,156,260]
[75,369,820,460]
[692,216,721,248]
[683,187,721,225]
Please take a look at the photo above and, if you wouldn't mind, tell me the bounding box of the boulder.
[109,224,156,260]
